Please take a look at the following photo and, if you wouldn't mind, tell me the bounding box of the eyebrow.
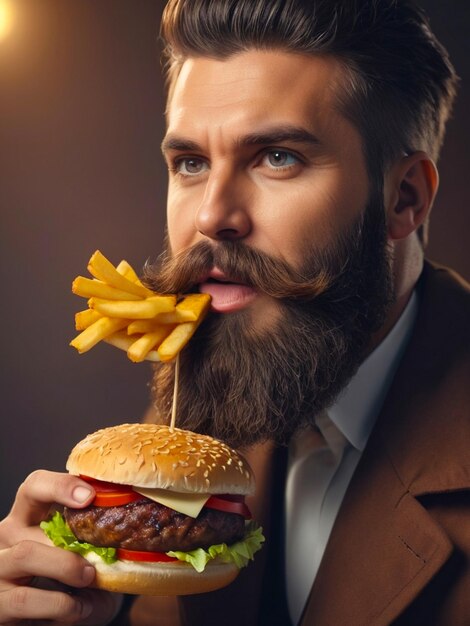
[239,125,321,148]
[161,136,201,154]
[161,124,321,156]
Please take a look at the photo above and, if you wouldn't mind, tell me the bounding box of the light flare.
[0,0,13,42]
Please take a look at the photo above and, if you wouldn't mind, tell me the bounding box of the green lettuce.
[168,523,265,573]
[40,511,264,573]
[40,511,117,564]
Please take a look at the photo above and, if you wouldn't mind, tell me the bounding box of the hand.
[0,470,122,624]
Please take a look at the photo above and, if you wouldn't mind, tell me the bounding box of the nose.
[195,168,252,241]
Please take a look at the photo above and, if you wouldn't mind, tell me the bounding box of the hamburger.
[41,423,264,596]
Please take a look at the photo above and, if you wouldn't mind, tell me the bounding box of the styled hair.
[160,0,458,245]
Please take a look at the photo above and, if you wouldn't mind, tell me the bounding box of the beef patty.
[64,499,245,553]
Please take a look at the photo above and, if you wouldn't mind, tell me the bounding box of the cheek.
[166,186,199,253]
[288,177,367,255]
[257,184,345,264]
[166,207,183,253]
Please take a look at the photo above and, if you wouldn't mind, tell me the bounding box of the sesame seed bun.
[66,423,255,495]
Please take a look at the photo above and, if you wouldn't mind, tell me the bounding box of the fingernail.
[72,486,93,503]
[82,565,95,585]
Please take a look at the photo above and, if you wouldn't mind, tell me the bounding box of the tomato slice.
[116,548,178,563]
[204,495,252,519]
[79,475,144,507]
[93,491,143,507]
[79,476,252,517]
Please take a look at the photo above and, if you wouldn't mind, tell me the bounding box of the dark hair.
[160,0,458,245]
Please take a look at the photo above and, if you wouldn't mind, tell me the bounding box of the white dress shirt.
[285,291,419,625]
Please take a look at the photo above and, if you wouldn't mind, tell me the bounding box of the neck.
[368,236,424,353]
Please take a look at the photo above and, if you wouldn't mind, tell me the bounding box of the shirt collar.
[327,290,419,452]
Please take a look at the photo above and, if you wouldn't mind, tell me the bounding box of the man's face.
[163,50,370,325]
[151,50,392,447]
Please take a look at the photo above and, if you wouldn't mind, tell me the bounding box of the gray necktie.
[285,413,349,624]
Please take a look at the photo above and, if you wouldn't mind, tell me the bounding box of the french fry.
[127,326,174,363]
[176,293,211,318]
[87,250,153,298]
[127,320,160,334]
[103,330,135,352]
[155,293,212,323]
[155,310,198,323]
[72,276,142,301]
[71,251,211,362]
[90,295,176,319]
[75,309,102,331]
[70,317,129,353]
[116,259,145,286]
[157,322,199,362]
[104,331,161,362]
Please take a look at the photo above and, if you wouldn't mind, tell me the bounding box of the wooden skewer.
[170,353,180,431]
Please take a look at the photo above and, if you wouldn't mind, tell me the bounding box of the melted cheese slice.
[134,487,210,518]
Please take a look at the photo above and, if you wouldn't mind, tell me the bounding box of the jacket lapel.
[301,434,453,625]
[301,262,470,625]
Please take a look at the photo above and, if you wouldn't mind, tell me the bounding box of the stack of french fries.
[70,251,210,362]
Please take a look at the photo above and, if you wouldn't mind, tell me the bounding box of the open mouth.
[198,268,258,313]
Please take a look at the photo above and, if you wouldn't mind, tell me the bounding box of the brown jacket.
[124,262,470,626]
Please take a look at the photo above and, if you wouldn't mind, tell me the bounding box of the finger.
[0,586,93,623]
[1,521,60,548]
[74,589,124,626]
[12,524,55,546]
[8,471,95,527]
[0,542,95,591]
[19,583,123,626]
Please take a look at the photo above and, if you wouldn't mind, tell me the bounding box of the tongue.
[199,281,257,313]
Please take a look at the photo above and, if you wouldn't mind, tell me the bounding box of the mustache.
[143,240,335,302]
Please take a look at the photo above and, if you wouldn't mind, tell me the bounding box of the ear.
[385,152,439,241]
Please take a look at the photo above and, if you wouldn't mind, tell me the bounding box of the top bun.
[66,423,255,496]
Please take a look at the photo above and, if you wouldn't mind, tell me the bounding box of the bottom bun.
[84,552,240,596]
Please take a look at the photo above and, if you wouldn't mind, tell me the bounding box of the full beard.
[145,192,393,448]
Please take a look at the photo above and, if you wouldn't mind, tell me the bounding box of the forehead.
[166,50,359,148]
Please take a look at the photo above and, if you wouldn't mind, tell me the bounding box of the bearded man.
[0,1,468,625]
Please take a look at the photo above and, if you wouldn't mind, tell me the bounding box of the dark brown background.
[0,0,468,517]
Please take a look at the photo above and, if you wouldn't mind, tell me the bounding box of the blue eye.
[265,150,299,168]
[175,158,208,176]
